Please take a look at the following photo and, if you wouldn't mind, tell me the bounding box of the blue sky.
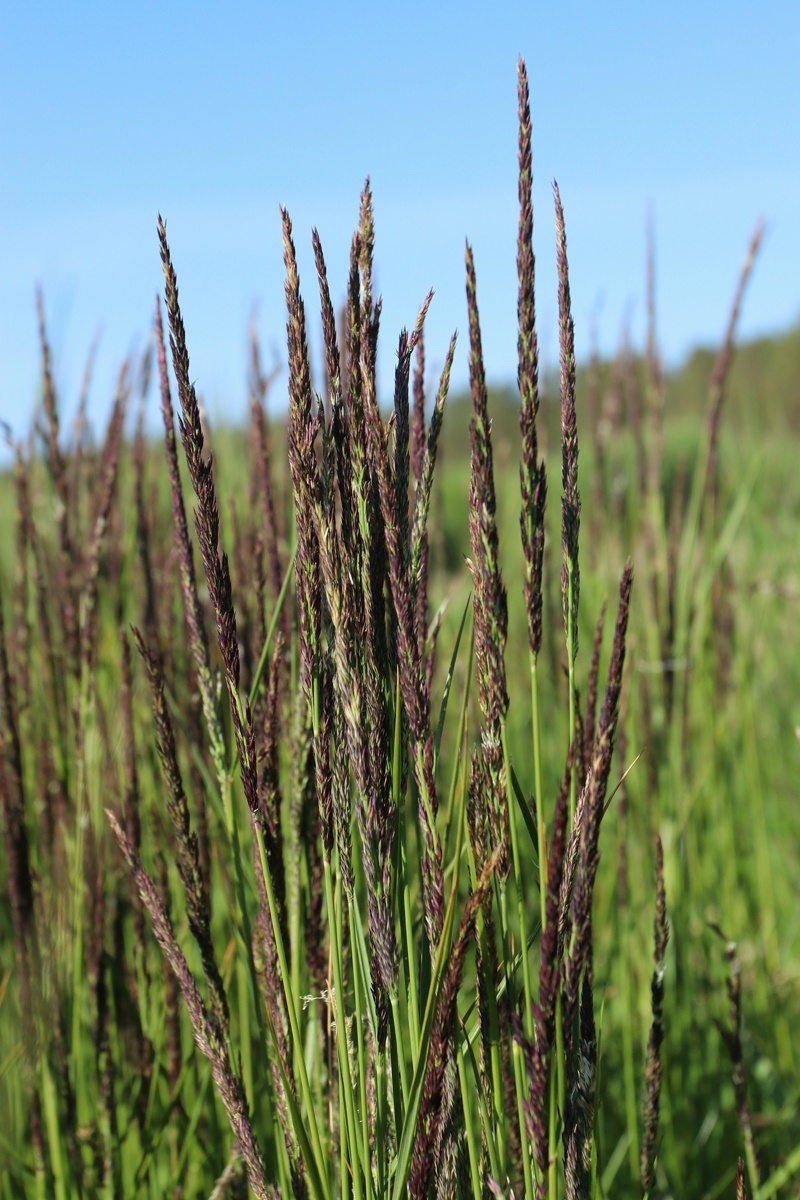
[1,1,798,451]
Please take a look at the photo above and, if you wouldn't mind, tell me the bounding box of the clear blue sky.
[1,1,798,452]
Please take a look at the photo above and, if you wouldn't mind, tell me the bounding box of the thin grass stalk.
[704,220,765,530]
[641,214,670,703]
[670,223,765,788]
[711,929,761,1198]
[641,835,668,1197]
[118,627,152,1072]
[132,628,232,1040]
[79,364,130,681]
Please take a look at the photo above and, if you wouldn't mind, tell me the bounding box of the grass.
[1,57,799,1200]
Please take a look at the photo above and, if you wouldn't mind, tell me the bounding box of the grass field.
[1,61,799,1200]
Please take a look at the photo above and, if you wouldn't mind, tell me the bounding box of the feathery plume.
[466,241,509,864]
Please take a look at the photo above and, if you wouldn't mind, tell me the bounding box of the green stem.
[322,862,364,1200]
[350,915,373,1200]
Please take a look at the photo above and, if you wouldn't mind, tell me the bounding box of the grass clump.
[2,57,798,1200]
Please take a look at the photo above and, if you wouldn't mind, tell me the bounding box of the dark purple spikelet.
[554,182,580,659]
[312,229,342,421]
[281,207,323,712]
[516,58,548,664]
[158,217,258,812]
[466,242,510,863]
[107,811,271,1200]
[523,757,571,1181]
[248,324,284,615]
[410,332,457,619]
[583,602,607,785]
[736,1159,747,1200]
[641,835,668,1196]
[411,328,427,483]
[393,295,432,571]
[563,561,633,1020]
[358,178,376,323]
[154,293,224,774]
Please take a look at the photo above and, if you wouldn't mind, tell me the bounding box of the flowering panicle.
[159,216,259,813]
[154,292,225,777]
[466,242,509,863]
[555,181,580,660]
[517,58,547,664]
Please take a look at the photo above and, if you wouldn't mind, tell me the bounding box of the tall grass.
[1,57,798,1199]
